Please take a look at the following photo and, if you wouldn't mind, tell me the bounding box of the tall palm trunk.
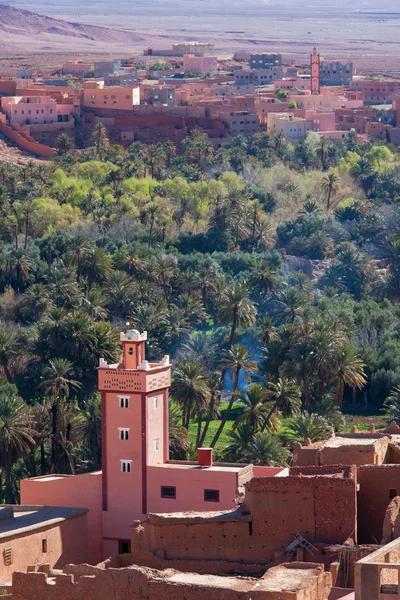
[335,379,344,409]
[196,411,204,447]
[227,309,238,350]
[199,390,217,447]
[40,444,46,475]
[51,400,58,472]
[5,459,14,504]
[202,287,208,333]
[261,401,278,432]
[211,368,239,448]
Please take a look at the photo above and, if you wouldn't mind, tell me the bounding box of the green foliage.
[0,126,399,477]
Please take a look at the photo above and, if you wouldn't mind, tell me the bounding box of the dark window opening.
[248,522,253,536]
[42,539,47,553]
[204,489,220,502]
[161,486,176,499]
[118,540,131,554]
[128,347,133,355]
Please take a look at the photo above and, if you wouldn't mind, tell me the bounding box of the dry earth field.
[0,0,399,73]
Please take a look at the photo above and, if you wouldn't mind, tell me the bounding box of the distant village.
[0,42,399,158]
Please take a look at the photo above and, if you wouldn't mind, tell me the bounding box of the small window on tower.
[128,347,133,355]
[119,428,130,441]
[153,396,159,409]
[42,539,48,553]
[121,460,132,473]
[153,438,159,451]
[119,397,130,408]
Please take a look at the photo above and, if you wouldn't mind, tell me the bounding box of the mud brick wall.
[134,471,357,565]
[358,465,400,544]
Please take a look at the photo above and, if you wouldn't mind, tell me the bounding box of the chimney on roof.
[198,447,213,467]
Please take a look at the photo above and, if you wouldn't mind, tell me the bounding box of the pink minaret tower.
[311,47,320,95]
[98,329,171,553]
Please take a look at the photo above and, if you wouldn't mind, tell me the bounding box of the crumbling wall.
[382,496,400,543]
[358,465,400,543]
[12,562,332,600]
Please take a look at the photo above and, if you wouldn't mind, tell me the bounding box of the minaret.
[98,329,171,552]
[311,47,320,95]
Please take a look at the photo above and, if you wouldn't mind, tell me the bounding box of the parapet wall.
[12,561,331,600]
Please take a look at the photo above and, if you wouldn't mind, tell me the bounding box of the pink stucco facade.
[20,472,102,565]
[21,329,288,561]
[0,95,73,125]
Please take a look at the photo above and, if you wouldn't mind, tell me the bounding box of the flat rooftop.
[0,505,88,540]
[160,462,247,473]
[147,507,251,524]
[324,436,381,448]
[118,562,326,596]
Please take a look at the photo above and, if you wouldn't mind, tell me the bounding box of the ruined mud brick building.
[131,465,357,565]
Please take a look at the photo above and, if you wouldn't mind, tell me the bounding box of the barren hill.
[0,3,147,56]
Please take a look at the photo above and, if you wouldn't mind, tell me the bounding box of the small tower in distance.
[311,47,320,95]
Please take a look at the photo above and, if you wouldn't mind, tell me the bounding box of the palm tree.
[92,123,109,159]
[233,383,274,431]
[30,402,51,475]
[262,378,301,430]
[383,235,400,300]
[216,283,257,350]
[60,312,96,362]
[211,345,257,448]
[284,412,332,444]
[82,286,109,321]
[257,316,278,346]
[170,362,210,435]
[284,342,314,407]
[194,261,220,332]
[148,254,177,305]
[384,386,400,423]
[0,323,19,382]
[7,248,33,292]
[106,271,135,319]
[320,172,340,211]
[80,395,102,470]
[40,358,81,399]
[19,284,52,322]
[78,247,112,288]
[0,393,35,503]
[274,286,308,324]
[40,358,81,471]
[331,345,366,408]
[169,407,189,460]
[244,432,291,466]
[222,423,254,462]
[55,133,75,156]
[250,261,277,296]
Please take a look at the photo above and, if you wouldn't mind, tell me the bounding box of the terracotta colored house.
[0,505,88,585]
[183,55,218,75]
[83,81,140,111]
[21,329,287,563]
